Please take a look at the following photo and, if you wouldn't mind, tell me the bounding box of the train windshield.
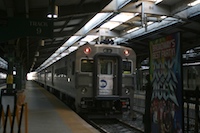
[81,59,94,72]
[100,60,113,75]
[123,61,132,74]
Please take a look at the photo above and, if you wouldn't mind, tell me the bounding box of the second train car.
[36,43,136,114]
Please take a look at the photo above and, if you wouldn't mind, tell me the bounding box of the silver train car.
[183,64,200,90]
[135,63,200,91]
[0,68,7,85]
[36,43,136,114]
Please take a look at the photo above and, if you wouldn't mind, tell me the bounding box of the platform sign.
[149,33,183,133]
[0,18,53,42]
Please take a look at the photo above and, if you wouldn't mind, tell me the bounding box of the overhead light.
[63,36,82,47]
[81,35,99,42]
[161,15,167,19]
[56,56,61,60]
[60,52,69,57]
[47,4,58,18]
[147,21,154,25]
[40,40,45,46]
[127,27,139,33]
[111,13,135,22]
[56,46,66,53]
[153,0,163,4]
[188,0,200,6]
[84,13,112,33]
[101,12,135,30]
[183,62,200,66]
[101,21,121,30]
[68,46,79,52]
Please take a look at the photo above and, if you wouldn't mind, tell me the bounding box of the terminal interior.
[0,0,200,133]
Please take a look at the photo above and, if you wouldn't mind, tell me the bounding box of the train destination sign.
[0,18,53,42]
[149,33,183,133]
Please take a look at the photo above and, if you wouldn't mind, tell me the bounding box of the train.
[183,63,200,90]
[35,43,136,114]
[0,57,7,86]
[135,63,200,92]
[0,69,6,85]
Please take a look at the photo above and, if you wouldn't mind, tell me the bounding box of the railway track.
[133,93,200,133]
[88,118,144,133]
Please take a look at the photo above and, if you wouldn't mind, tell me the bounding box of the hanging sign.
[149,33,183,133]
[0,18,53,42]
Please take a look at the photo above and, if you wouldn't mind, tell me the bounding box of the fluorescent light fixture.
[52,52,59,57]
[56,46,66,53]
[68,46,79,52]
[101,21,121,30]
[152,0,163,4]
[63,36,81,47]
[127,27,139,33]
[117,0,132,9]
[78,41,87,46]
[111,13,134,22]
[81,35,99,42]
[101,12,135,30]
[161,15,167,19]
[50,53,58,58]
[183,62,200,66]
[60,52,69,57]
[147,21,154,25]
[56,56,61,60]
[140,66,149,70]
[84,13,112,33]
[188,0,200,6]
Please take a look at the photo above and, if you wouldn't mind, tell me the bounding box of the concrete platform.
[24,81,100,133]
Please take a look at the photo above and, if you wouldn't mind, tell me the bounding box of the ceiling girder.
[119,1,170,16]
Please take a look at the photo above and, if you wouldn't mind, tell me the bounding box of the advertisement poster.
[149,33,183,133]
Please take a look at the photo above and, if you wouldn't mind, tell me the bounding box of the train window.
[123,61,132,74]
[0,72,6,79]
[55,67,67,77]
[47,72,51,80]
[100,60,113,75]
[81,59,93,72]
[41,73,45,78]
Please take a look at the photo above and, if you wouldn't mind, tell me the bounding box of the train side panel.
[183,65,200,90]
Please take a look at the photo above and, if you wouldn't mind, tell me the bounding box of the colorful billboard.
[149,33,183,133]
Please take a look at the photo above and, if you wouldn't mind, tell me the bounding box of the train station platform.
[21,81,100,133]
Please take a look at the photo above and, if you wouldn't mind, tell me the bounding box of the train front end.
[76,44,136,115]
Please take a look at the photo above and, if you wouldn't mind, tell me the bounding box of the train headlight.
[125,88,130,95]
[81,87,87,94]
[124,49,130,56]
[84,47,91,54]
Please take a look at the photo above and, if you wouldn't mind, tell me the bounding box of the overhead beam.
[173,4,200,20]
[170,0,194,15]
[86,28,119,37]
[119,1,170,16]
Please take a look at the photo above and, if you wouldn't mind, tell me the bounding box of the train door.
[97,57,118,96]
